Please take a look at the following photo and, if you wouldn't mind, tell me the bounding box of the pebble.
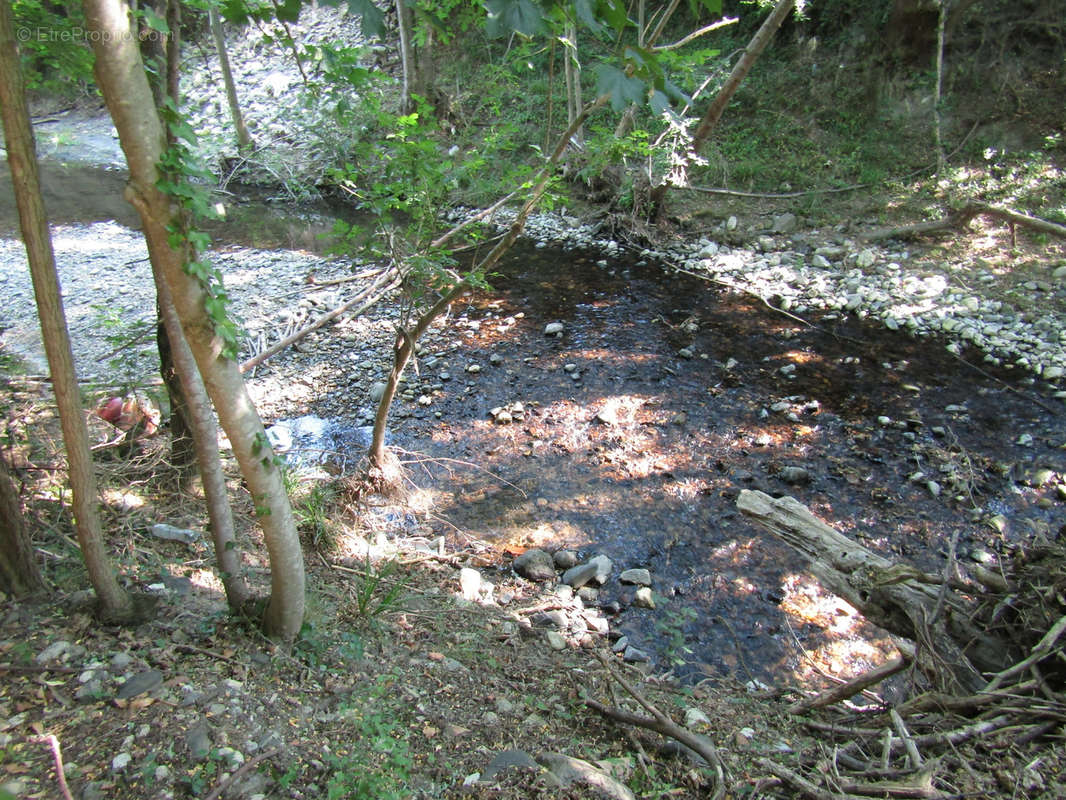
[544,322,565,336]
[513,549,556,582]
[561,562,598,589]
[633,587,655,609]
[459,567,481,601]
[618,568,651,586]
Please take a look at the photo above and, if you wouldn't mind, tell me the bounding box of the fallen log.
[864,201,1066,242]
[736,490,1012,692]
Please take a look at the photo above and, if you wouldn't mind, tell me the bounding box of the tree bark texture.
[0,0,133,619]
[152,269,251,611]
[83,0,304,641]
[0,457,44,597]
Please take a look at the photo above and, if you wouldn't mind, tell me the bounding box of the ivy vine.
[156,98,243,360]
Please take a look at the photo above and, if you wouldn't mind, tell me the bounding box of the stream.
[2,128,1064,686]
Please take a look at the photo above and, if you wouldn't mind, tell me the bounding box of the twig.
[984,615,1066,691]
[890,708,923,768]
[174,644,240,663]
[789,656,909,714]
[588,651,726,798]
[759,757,868,800]
[204,746,282,800]
[30,734,73,800]
[946,351,1060,416]
[239,269,400,373]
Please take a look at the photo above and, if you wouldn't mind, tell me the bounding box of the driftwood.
[239,267,401,374]
[738,489,1066,800]
[864,201,1066,242]
[736,490,1010,691]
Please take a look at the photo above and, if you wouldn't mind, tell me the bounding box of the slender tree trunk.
[415,24,434,106]
[152,263,251,610]
[154,0,197,473]
[368,96,610,466]
[0,457,44,597]
[562,25,583,144]
[688,0,794,156]
[83,0,304,641]
[158,0,248,609]
[166,0,181,106]
[396,0,416,114]
[651,0,793,217]
[933,0,948,174]
[0,0,134,620]
[209,6,253,151]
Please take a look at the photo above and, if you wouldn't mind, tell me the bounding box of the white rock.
[633,587,655,609]
[459,568,481,602]
[544,322,565,335]
[684,708,710,728]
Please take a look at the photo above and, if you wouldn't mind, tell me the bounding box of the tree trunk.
[650,0,793,217]
[0,0,134,620]
[415,24,434,108]
[396,0,416,114]
[166,0,181,106]
[83,0,304,641]
[562,25,583,144]
[152,0,197,474]
[689,0,794,156]
[152,264,251,610]
[0,457,44,597]
[209,6,253,152]
[158,310,197,473]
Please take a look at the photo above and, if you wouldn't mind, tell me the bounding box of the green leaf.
[220,0,252,25]
[320,0,386,38]
[649,89,671,117]
[690,0,723,16]
[596,0,628,32]
[593,63,646,111]
[275,0,303,23]
[484,0,544,38]
[572,0,602,34]
[139,6,170,33]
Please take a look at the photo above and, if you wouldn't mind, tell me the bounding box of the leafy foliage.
[349,556,408,621]
[156,100,244,360]
[11,1,94,93]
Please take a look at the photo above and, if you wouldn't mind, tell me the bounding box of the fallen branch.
[758,758,869,800]
[984,614,1066,692]
[586,651,726,798]
[737,490,1007,690]
[239,267,400,373]
[789,656,909,714]
[30,734,73,800]
[864,201,1066,242]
